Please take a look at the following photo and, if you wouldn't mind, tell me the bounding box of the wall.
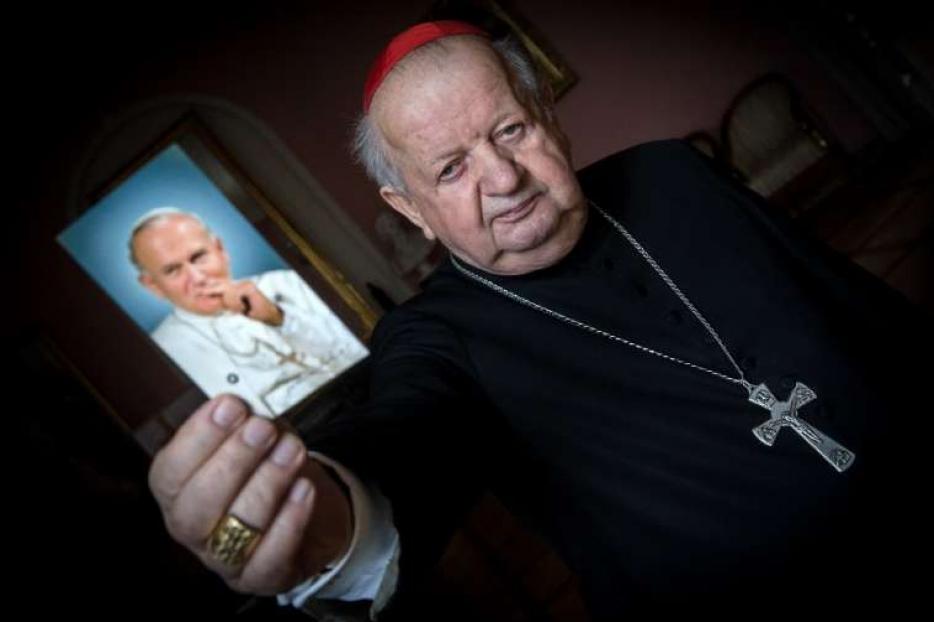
[13,1,878,426]
[533,0,876,166]
[21,1,876,262]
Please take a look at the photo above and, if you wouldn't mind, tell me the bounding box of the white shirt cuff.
[277,452,400,616]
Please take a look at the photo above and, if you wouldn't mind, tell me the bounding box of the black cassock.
[312,140,932,619]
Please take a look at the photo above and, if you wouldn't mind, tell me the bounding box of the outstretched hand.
[148,395,352,595]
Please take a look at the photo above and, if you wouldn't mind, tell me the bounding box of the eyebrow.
[158,247,208,275]
[160,262,181,275]
[427,111,516,166]
[430,149,464,167]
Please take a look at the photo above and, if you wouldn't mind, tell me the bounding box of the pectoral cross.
[748,382,855,473]
[256,340,313,370]
[276,350,304,366]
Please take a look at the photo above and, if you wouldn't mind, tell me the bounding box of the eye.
[438,159,464,183]
[498,122,525,141]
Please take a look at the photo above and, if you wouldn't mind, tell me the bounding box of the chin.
[190,301,222,316]
[496,206,563,253]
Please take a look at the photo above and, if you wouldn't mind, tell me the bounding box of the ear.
[213,235,231,267]
[379,186,437,241]
[138,272,167,300]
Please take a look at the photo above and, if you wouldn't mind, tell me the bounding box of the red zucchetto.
[362,20,488,112]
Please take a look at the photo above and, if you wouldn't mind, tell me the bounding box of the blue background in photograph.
[58,144,287,332]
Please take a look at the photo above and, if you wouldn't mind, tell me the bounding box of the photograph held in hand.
[60,132,370,419]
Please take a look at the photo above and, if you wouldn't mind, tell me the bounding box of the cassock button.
[665,310,683,325]
[227,373,239,385]
[633,281,649,298]
[779,375,795,391]
[603,257,615,272]
[740,356,757,372]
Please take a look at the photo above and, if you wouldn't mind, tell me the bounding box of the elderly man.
[149,21,930,620]
[131,208,368,416]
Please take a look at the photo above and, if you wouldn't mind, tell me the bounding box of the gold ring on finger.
[207,514,262,567]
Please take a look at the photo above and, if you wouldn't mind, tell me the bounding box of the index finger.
[149,395,249,510]
[222,283,251,313]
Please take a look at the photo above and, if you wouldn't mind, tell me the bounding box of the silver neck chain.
[450,201,754,395]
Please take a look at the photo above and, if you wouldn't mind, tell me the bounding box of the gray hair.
[351,34,552,192]
[128,207,212,271]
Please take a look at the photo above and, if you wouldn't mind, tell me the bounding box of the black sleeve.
[307,308,512,605]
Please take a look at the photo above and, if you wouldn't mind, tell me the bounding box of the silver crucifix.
[747,382,855,473]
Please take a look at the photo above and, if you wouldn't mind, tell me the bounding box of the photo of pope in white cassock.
[130,207,368,417]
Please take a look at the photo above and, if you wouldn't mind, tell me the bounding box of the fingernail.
[271,435,302,467]
[212,398,244,429]
[242,417,276,448]
[290,478,312,504]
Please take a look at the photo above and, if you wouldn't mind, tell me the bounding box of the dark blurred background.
[9,1,931,619]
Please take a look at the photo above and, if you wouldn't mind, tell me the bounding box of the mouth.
[493,192,542,224]
[192,293,225,309]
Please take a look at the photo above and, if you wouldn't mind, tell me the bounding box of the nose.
[478,144,524,196]
[185,262,208,285]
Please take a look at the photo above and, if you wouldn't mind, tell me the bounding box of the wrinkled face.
[372,37,587,275]
[133,214,232,315]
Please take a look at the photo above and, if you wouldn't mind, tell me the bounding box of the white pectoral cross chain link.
[748,382,855,472]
